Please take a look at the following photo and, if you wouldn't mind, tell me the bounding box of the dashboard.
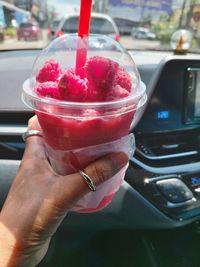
[1,50,200,229]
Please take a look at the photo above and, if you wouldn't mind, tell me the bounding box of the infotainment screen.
[136,58,200,134]
[194,70,200,117]
[184,67,200,123]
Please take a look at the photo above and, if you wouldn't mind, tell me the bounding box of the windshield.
[0,0,199,52]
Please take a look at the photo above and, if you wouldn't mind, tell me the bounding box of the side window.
[62,17,78,33]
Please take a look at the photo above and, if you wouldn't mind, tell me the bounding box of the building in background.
[93,0,108,13]
[0,0,30,26]
[1,0,48,27]
[108,0,172,22]
[0,4,5,26]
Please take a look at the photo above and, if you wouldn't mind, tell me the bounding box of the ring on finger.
[22,130,43,142]
[79,170,96,192]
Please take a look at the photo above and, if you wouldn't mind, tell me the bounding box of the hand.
[0,116,128,267]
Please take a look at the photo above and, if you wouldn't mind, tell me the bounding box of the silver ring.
[22,130,43,142]
[79,170,96,192]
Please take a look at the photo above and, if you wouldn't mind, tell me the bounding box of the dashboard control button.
[194,187,200,194]
[156,178,193,203]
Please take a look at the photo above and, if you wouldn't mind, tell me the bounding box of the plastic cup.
[23,78,146,151]
[46,134,135,213]
[22,34,147,212]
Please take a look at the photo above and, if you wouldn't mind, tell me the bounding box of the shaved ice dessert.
[22,34,146,212]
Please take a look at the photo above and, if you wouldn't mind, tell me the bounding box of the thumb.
[56,152,129,207]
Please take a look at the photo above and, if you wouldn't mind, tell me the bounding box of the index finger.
[28,115,42,131]
[55,152,129,208]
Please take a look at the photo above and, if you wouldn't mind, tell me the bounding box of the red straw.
[78,0,92,38]
[75,0,92,75]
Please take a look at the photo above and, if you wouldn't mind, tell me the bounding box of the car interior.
[1,47,200,266]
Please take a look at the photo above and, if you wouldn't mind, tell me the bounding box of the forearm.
[0,221,51,267]
[0,222,23,267]
[0,222,40,267]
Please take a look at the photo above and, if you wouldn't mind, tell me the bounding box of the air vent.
[0,112,32,159]
[0,111,33,124]
[0,137,25,160]
[135,131,200,167]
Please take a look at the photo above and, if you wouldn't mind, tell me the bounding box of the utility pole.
[179,0,186,28]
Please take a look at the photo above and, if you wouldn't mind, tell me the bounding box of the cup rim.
[22,79,146,111]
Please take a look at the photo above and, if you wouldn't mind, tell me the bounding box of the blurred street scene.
[0,0,200,52]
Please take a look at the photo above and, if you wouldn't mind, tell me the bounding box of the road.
[120,36,161,50]
[0,35,161,51]
[0,38,48,50]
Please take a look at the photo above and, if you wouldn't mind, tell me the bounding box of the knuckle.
[90,162,107,184]
[90,163,101,181]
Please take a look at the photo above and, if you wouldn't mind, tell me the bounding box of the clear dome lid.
[22,34,147,120]
[30,34,140,92]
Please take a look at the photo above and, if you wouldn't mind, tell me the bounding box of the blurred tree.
[186,0,197,28]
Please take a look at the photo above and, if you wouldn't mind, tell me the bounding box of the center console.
[127,169,200,222]
[127,55,200,225]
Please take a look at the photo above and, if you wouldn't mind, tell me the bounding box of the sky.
[47,0,80,18]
